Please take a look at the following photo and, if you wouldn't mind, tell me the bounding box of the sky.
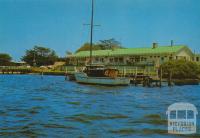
[0,0,200,61]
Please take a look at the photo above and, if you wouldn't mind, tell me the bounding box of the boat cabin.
[84,64,119,77]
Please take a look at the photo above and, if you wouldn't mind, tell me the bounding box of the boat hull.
[74,72,130,86]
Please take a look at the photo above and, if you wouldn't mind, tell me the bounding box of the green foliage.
[76,43,101,53]
[0,53,12,66]
[161,60,200,79]
[76,38,123,53]
[21,46,58,66]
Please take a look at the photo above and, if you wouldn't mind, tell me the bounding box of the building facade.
[67,43,197,66]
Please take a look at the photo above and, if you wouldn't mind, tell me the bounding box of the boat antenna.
[89,0,94,66]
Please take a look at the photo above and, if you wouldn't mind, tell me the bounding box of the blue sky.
[0,0,200,61]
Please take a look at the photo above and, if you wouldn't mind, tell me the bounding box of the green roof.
[70,45,187,58]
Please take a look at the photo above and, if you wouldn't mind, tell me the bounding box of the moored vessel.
[74,65,130,86]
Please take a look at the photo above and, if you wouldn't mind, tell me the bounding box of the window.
[100,58,104,62]
[109,58,113,62]
[119,58,123,63]
[187,110,194,119]
[129,57,135,63]
[170,110,176,119]
[135,57,140,62]
[177,110,186,119]
[114,58,118,62]
[196,57,199,62]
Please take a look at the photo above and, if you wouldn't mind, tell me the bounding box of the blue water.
[0,75,199,138]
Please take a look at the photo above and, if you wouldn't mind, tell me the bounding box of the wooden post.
[65,66,68,81]
[147,77,151,87]
[143,76,147,87]
[157,68,159,80]
[147,66,149,76]
[143,76,145,87]
[122,67,124,77]
[132,68,134,76]
[159,67,162,87]
[168,71,172,86]
[41,70,44,79]
[123,67,126,77]
[135,67,138,86]
[135,67,137,76]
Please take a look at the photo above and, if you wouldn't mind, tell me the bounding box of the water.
[0,75,199,138]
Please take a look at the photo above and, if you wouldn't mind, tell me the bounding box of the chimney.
[171,40,174,46]
[152,43,158,49]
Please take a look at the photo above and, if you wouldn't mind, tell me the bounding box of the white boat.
[75,72,130,86]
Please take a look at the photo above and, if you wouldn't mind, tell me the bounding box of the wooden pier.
[112,67,164,87]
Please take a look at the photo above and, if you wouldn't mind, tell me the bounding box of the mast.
[89,0,94,66]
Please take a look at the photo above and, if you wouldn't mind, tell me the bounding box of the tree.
[76,38,123,53]
[0,53,12,66]
[21,46,58,66]
[161,60,200,79]
[76,43,101,53]
[98,38,122,49]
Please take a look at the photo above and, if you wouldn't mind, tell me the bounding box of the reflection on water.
[0,75,199,138]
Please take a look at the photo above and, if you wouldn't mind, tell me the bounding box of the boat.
[74,0,130,86]
[75,72,130,86]
[75,65,130,86]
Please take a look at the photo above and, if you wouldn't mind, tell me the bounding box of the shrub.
[161,60,200,79]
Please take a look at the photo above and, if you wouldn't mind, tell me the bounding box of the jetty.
[0,66,65,76]
[0,66,31,74]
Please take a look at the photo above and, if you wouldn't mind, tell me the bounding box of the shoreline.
[0,72,66,76]
[0,73,199,86]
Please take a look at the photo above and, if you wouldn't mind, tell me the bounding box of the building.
[67,43,195,67]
